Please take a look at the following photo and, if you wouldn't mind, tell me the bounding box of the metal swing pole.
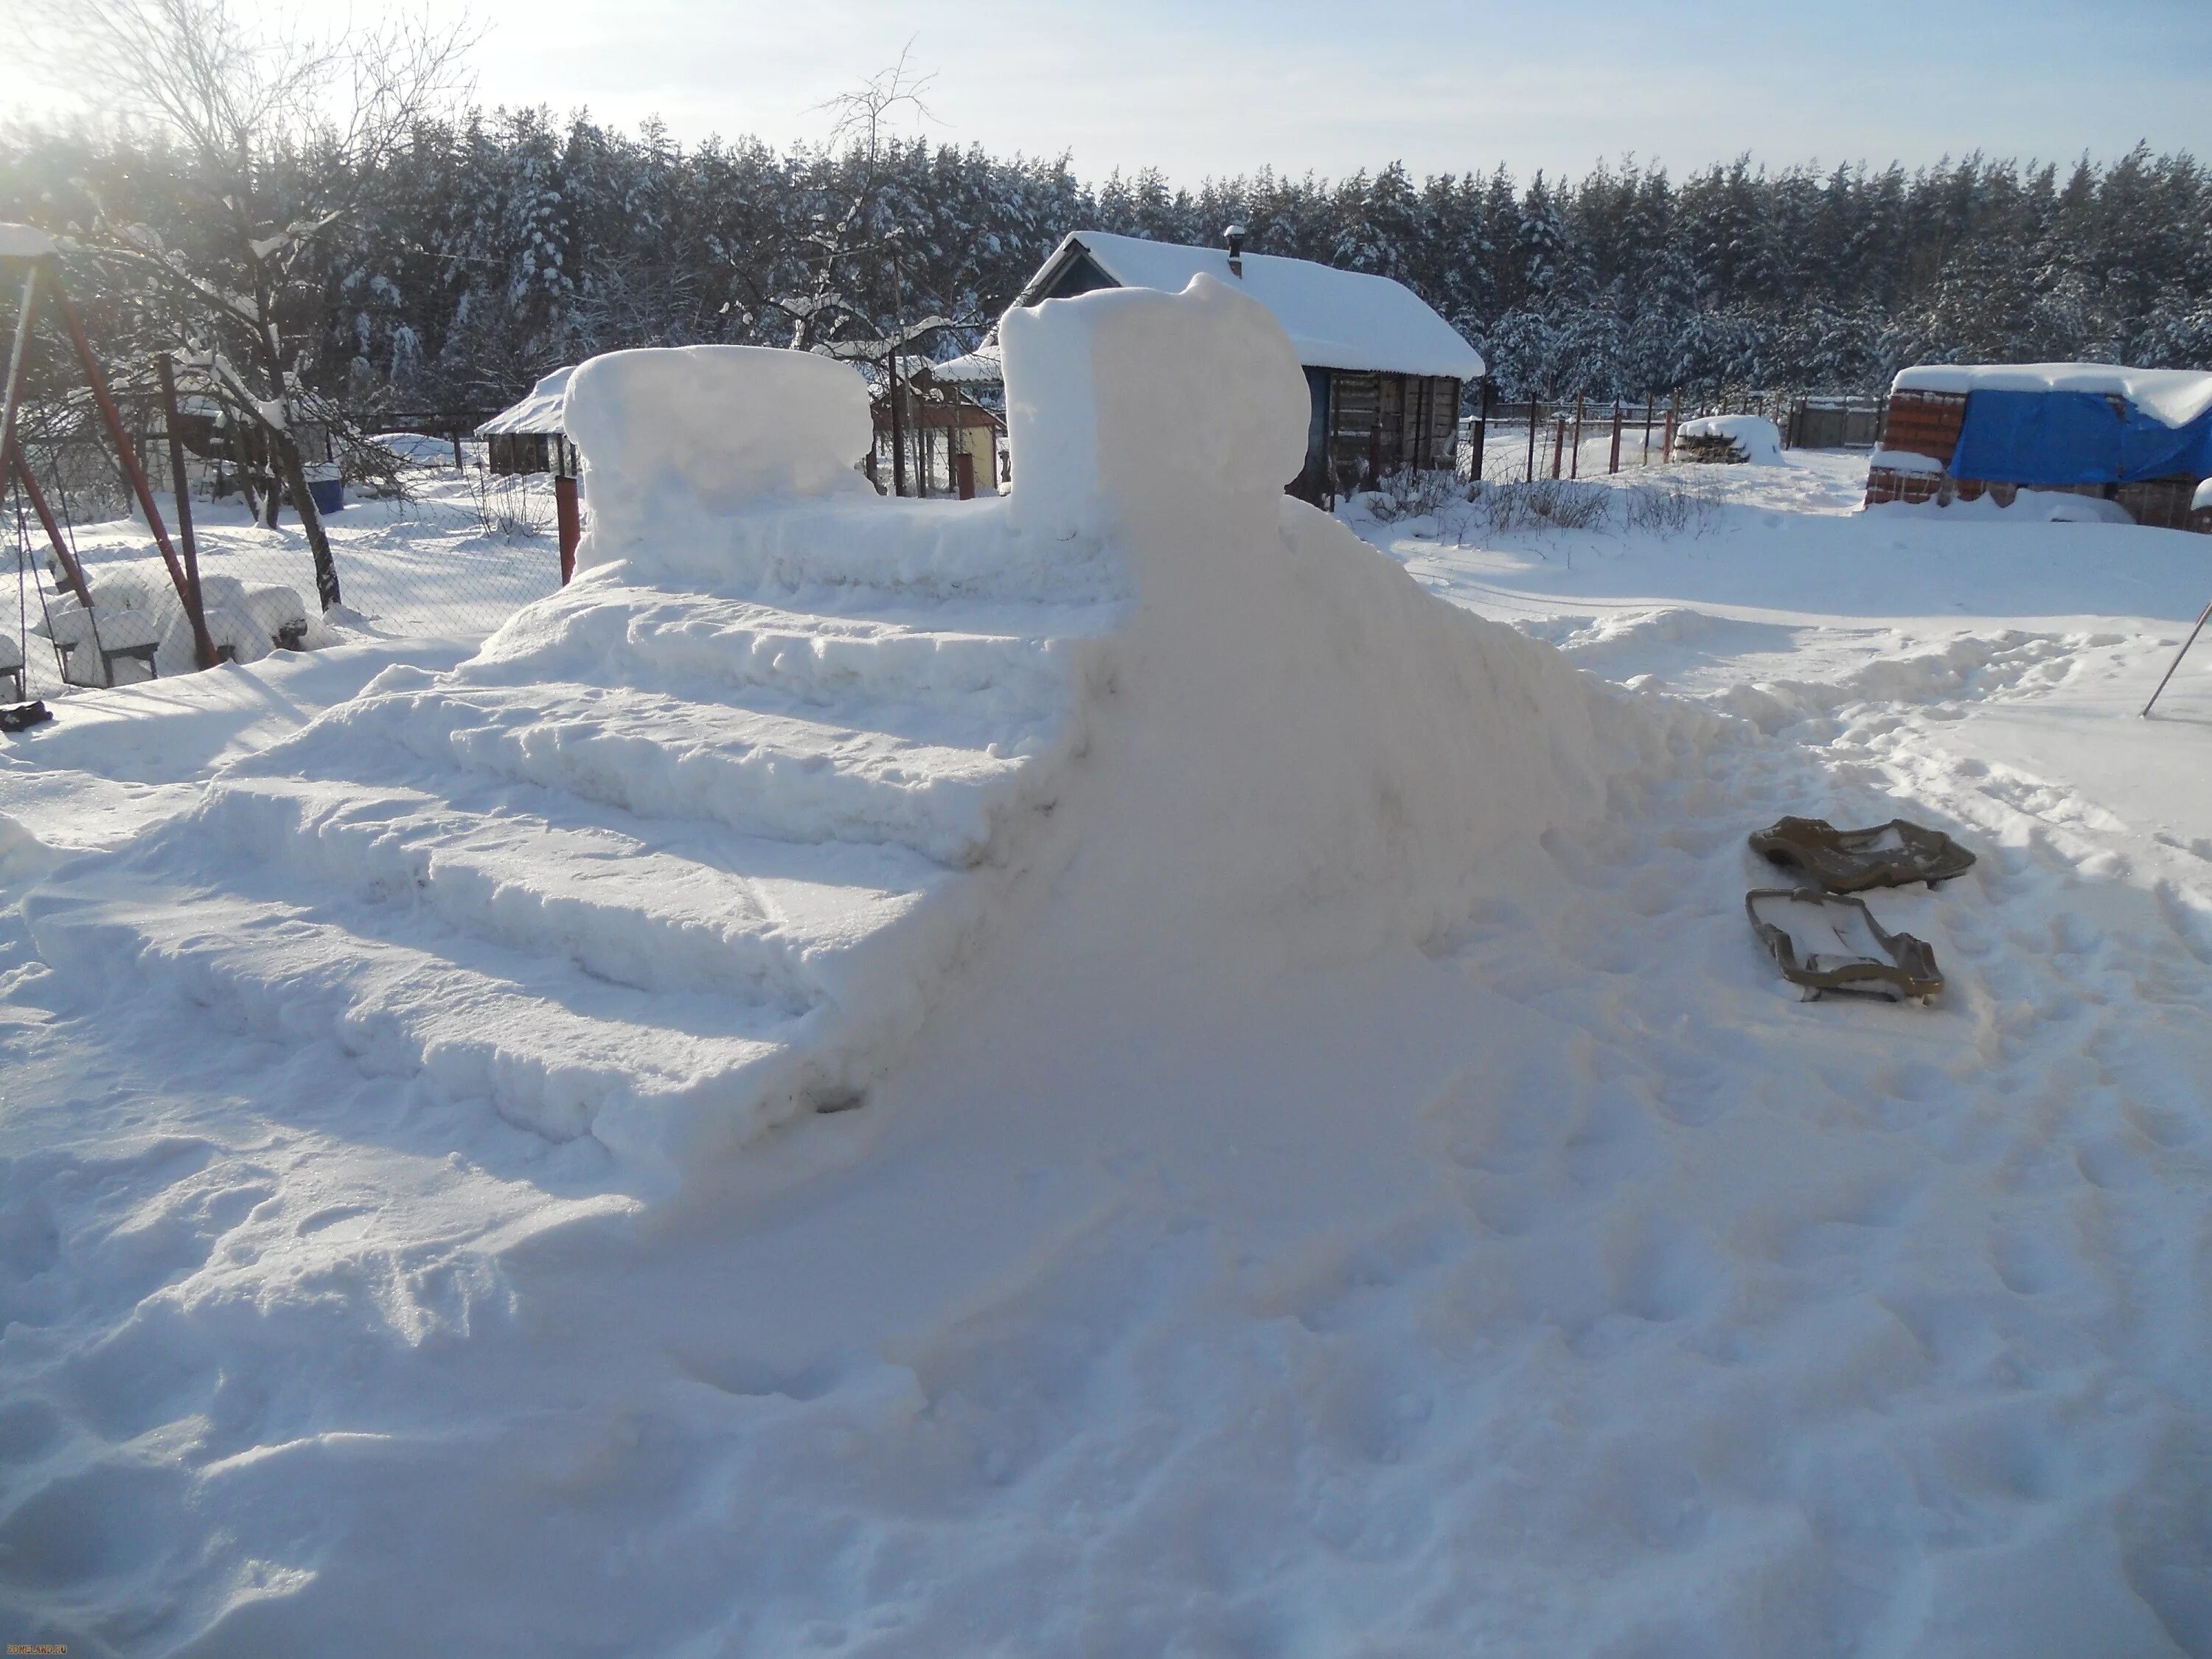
[2141,597,2212,718]
[5,448,94,607]
[13,484,69,692]
[0,261,39,505]
[48,279,216,669]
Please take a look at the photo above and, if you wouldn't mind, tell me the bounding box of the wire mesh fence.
[4,429,568,706]
[1458,392,1883,488]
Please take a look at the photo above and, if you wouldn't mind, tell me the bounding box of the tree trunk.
[272,431,342,610]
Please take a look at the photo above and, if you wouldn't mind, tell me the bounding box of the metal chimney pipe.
[1225,223,1247,277]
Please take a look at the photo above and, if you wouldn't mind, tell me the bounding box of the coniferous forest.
[4,108,2209,414]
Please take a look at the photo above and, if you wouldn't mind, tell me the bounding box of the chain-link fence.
[4,424,568,705]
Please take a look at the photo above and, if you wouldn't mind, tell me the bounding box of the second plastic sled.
[1745,887,1944,1004]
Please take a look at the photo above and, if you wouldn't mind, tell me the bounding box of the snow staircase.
[25,527,1118,1168]
[21,297,1624,1182]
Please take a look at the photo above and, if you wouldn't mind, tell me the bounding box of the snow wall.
[25,276,1656,1189]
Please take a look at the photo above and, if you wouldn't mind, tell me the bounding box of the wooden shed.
[476,366,583,577]
[952,229,1484,504]
[1867,364,2212,532]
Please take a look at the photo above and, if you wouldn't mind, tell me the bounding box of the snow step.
[184,776,950,1006]
[467,585,1095,744]
[23,880,804,1145]
[285,678,1041,866]
[608,495,1130,608]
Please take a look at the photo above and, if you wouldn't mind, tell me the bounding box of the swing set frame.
[1,223,218,678]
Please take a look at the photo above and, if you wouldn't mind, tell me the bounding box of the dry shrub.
[469,468,552,540]
[1477,479,1610,533]
[1363,467,1470,524]
[1624,479,1722,537]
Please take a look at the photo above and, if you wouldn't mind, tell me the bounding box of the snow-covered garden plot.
[3,290,2212,1656]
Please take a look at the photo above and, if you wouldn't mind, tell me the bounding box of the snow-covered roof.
[1894,363,2212,430]
[477,366,574,436]
[1020,232,1484,381]
[0,223,59,260]
[930,344,1003,384]
[372,431,456,467]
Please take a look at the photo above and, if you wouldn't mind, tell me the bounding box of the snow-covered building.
[477,366,577,479]
[477,366,583,576]
[1867,364,2212,530]
[940,228,1483,501]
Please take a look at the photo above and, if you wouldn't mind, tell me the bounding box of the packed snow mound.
[1678,413,1784,465]
[1870,489,2138,526]
[566,345,873,549]
[2020,489,2136,524]
[23,276,1650,1189]
[1004,272,1309,536]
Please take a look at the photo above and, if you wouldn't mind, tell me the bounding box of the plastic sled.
[1746,887,1943,1004]
[1748,815,1975,893]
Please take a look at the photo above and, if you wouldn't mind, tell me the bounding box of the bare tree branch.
[28,0,481,605]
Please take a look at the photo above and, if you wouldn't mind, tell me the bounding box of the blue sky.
[15,0,2212,181]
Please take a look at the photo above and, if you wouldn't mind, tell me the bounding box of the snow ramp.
[23,276,1648,1186]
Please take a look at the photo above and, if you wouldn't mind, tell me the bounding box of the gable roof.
[1018,231,1483,381]
[929,343,1003,385]
[477,366,574,437]
[0,223,60,260]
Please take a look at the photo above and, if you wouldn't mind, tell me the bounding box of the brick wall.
[1879,389,1969,465]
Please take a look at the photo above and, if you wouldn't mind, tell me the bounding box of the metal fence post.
[156,355,215,665]
[1470,380,1490,484]
[554,439,581,585]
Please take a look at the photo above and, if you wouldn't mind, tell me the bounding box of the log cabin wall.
[1322,371,1461,490]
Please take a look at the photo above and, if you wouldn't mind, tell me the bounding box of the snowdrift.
[22,276,1647,1188]
[1678,413,1785,465]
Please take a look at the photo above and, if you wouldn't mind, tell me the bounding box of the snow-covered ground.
[2,469,563,710]
[5,305,2212,1657]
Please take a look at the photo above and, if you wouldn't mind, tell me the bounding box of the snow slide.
[22,276,1645,1186]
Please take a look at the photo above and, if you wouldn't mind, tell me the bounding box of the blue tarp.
[1950,388,2212,486]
